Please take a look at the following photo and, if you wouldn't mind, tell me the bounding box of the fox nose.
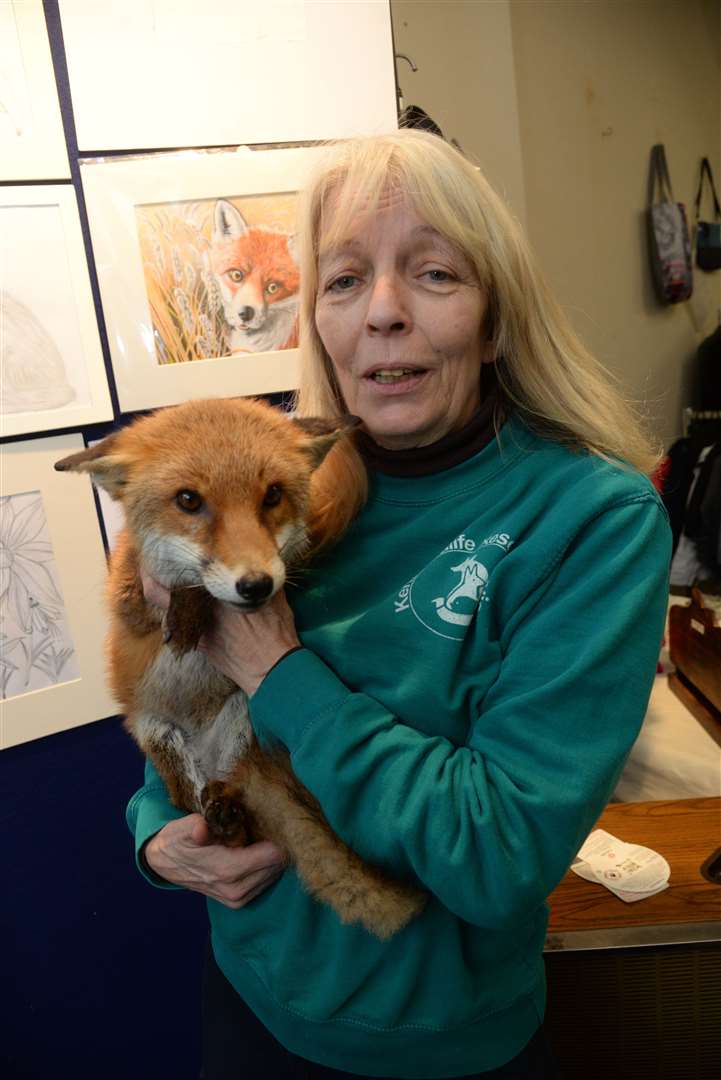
[235,572,274,605]
[240,306,255,323]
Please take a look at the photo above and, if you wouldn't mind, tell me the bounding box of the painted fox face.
[55,398,356,608]
[209,200,300,336]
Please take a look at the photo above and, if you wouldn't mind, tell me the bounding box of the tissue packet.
[571,828,670,902]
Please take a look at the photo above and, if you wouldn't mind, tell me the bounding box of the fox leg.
[193,691,256,846]
[128,714,204,813]
[129,710,255,845]
[222,741,427,940]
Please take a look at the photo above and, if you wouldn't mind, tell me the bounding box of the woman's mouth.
[365,367,429,392]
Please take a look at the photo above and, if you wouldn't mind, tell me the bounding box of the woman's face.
[314,193,492,450]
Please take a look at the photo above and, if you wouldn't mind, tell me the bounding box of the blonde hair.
[294,129,661,504]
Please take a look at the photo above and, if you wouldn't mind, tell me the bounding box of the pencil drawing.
[0,491,79,700]
[1,294,76,414]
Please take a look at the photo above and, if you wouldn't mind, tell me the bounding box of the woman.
[133,130,671,1079]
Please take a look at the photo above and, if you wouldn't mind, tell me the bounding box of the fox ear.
[292,414,362,469]
[214,199,248,240]
[54,434,130,499]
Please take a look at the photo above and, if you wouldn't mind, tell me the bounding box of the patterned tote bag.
[647,144,693,303]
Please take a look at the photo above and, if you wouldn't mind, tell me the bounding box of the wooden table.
[545,796,721,952]
[542,798,721,1079]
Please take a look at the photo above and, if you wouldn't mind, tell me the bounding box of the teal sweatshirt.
[127,414,671,1078]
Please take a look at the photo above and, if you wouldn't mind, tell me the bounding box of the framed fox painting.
[80,145,323,413]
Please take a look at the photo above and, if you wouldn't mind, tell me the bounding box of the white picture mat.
[0,0,69,180]
[1,434,117,748]
[80,145,323,412]
[59,0,397,152]
[0,185,113,437]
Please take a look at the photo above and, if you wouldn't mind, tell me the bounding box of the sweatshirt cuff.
[249,647,351,750]
[126,783,186,890]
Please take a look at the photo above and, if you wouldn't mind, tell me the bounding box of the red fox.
[55,397,425,939]
[208,200,299,354]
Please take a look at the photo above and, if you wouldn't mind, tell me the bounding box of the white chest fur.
[134,646,252,809]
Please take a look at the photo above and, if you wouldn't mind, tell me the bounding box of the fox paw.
[201,782,251,846]
[164,588,215,656]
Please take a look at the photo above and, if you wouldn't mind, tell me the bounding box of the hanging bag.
[694,157,721,272]
[647,144,693,303]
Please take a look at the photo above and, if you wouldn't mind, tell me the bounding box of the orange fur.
[55,397,425,939]
[209,204,300,352]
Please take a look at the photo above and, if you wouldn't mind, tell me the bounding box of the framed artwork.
[0,0,69,180]
[1,433,117,749]
[80,145,321,412]
[0,185,113,437]
[59,0,396,152]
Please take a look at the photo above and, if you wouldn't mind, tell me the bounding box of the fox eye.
[266,281,280,295]
[228,269,245,283]
[263,483,283,508]
[176,489,204,514]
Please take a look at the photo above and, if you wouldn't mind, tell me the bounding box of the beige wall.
[391,0,527,224]
[392,0,721,449]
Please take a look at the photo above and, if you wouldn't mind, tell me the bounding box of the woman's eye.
[263,483,283,508]
[175,490,204,514]
[424,268,454,283]
[328,274,359,292]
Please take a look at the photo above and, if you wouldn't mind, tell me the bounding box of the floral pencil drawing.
[0,491,79,700]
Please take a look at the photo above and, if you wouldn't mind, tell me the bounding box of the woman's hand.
[144,815,287,908]
[139,569,301,696]
[200,589,300,696]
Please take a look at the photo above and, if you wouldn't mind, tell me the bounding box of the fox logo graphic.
[433,557,488,626]
[395,530,512,640]
[209,200,300,354]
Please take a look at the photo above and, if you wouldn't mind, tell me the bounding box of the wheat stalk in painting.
[136,204,230,364]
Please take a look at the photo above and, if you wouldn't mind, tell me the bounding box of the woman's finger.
[215,864,285,908]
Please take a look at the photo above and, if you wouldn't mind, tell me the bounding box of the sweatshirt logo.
[432,557,488,626]
[395,530,513,640]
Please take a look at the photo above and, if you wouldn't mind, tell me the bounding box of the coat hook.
[395,53,418,73]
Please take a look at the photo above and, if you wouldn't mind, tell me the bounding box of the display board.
[59,0,397,151]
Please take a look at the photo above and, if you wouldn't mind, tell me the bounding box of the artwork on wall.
[0,185,113,437]
[0,0,69,180]
[80,145,322,412]
[0,434,117,749]
[135,191,298,365]
[1,490,81,702]
[59,0,396,152]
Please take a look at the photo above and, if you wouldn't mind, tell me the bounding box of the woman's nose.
[365,274,411,335]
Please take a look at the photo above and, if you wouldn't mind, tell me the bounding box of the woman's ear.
[480,340,496,364]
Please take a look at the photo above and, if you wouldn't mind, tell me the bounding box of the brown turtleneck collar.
[354,369,505,478]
